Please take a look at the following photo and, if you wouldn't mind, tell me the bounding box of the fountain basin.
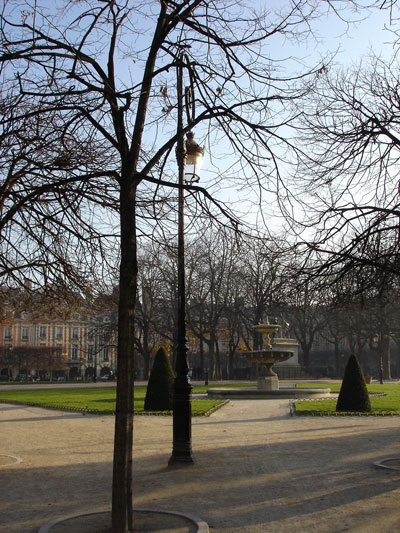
[207,387,331,399]
[241,348,296,364]
[240,344,297,390]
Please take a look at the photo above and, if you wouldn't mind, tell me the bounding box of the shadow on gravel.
[2,406,400,532]
[132,426,400,531]
[0,404,94,423]
[1,461,112,533]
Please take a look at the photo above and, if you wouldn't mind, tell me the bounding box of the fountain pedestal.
[258,375,279,390]
[243,353,281,390]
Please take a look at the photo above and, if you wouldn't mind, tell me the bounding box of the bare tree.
[238,236,288,350]
[186,229,242,379]
[316,263,400,379]
[293,53,400,279]
[0,93,119,293]
[281,275,327,367]
[134,248,170,377]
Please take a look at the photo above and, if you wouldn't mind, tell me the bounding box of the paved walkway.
[1,394,400,532]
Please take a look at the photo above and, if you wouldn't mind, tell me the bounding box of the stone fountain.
[241,318,299,391]
[207,317,331,399]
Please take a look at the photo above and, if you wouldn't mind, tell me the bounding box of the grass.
[4,380,397,417]
[0,385,225,416]
[0,380,54,385]
[294,383,400,416]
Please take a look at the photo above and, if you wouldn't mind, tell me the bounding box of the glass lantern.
[185,132,204,183]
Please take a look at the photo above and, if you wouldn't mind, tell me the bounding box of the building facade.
[0,294,116,380]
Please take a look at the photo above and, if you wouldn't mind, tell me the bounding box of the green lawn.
[0,385,225,416]
[294,383,400,416]
[4,381,397,417]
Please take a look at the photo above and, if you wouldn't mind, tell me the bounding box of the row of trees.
[133,230,400,381]
[0,345,66,379]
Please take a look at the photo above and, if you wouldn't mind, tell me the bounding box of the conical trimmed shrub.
[336,354,371,412]
[144,347,175,411]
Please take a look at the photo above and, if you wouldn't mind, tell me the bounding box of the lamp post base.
[168,376,195,465]
[168,449,195,465]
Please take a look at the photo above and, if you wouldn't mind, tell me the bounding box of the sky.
[276,5,395,64]
[201,2,400,236]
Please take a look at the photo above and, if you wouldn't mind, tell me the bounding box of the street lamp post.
[373,333,385,385]
[169,55,204,466]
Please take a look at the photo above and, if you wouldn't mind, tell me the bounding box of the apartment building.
[0,291,116,380]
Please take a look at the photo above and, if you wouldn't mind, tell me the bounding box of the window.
[71,345,78,361]
[22,327,29,340]
[103,347,109,362]
[39,325,47,339]
[4,327,12,340]
[56,326,63,340]
[87,345,93,361]
[72,327,79,339]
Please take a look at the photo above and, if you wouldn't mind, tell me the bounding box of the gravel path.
[1,396,400,532]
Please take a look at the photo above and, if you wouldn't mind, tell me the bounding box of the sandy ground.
[1,387,400,532]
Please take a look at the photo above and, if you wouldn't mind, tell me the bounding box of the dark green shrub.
[336,354,371,412]
[144,347,175,411]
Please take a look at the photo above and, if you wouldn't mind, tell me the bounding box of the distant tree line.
[132,229,400,381]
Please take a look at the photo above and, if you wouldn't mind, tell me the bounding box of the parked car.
[101,372,115,381]
[15,374,33,381]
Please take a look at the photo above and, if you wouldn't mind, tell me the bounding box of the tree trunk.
[397,347,400,379]
[143,353,150,380]
[381,333,391,380]
[215,338,221,379]
[199,335,207,382]
[333,337,340,378]
[301,343,310,368]
[209,333,216,379]
[112,182,137,532]
[228,346,234,380]
[199,340,204,376]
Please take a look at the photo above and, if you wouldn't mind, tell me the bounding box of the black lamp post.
[373,333,385,385]
[169,55,204,466]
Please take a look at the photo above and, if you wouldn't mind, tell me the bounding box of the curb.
[0,454,23,467]
[0,398,227,417]
[373,457,400,471]
[37,507,209,532]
